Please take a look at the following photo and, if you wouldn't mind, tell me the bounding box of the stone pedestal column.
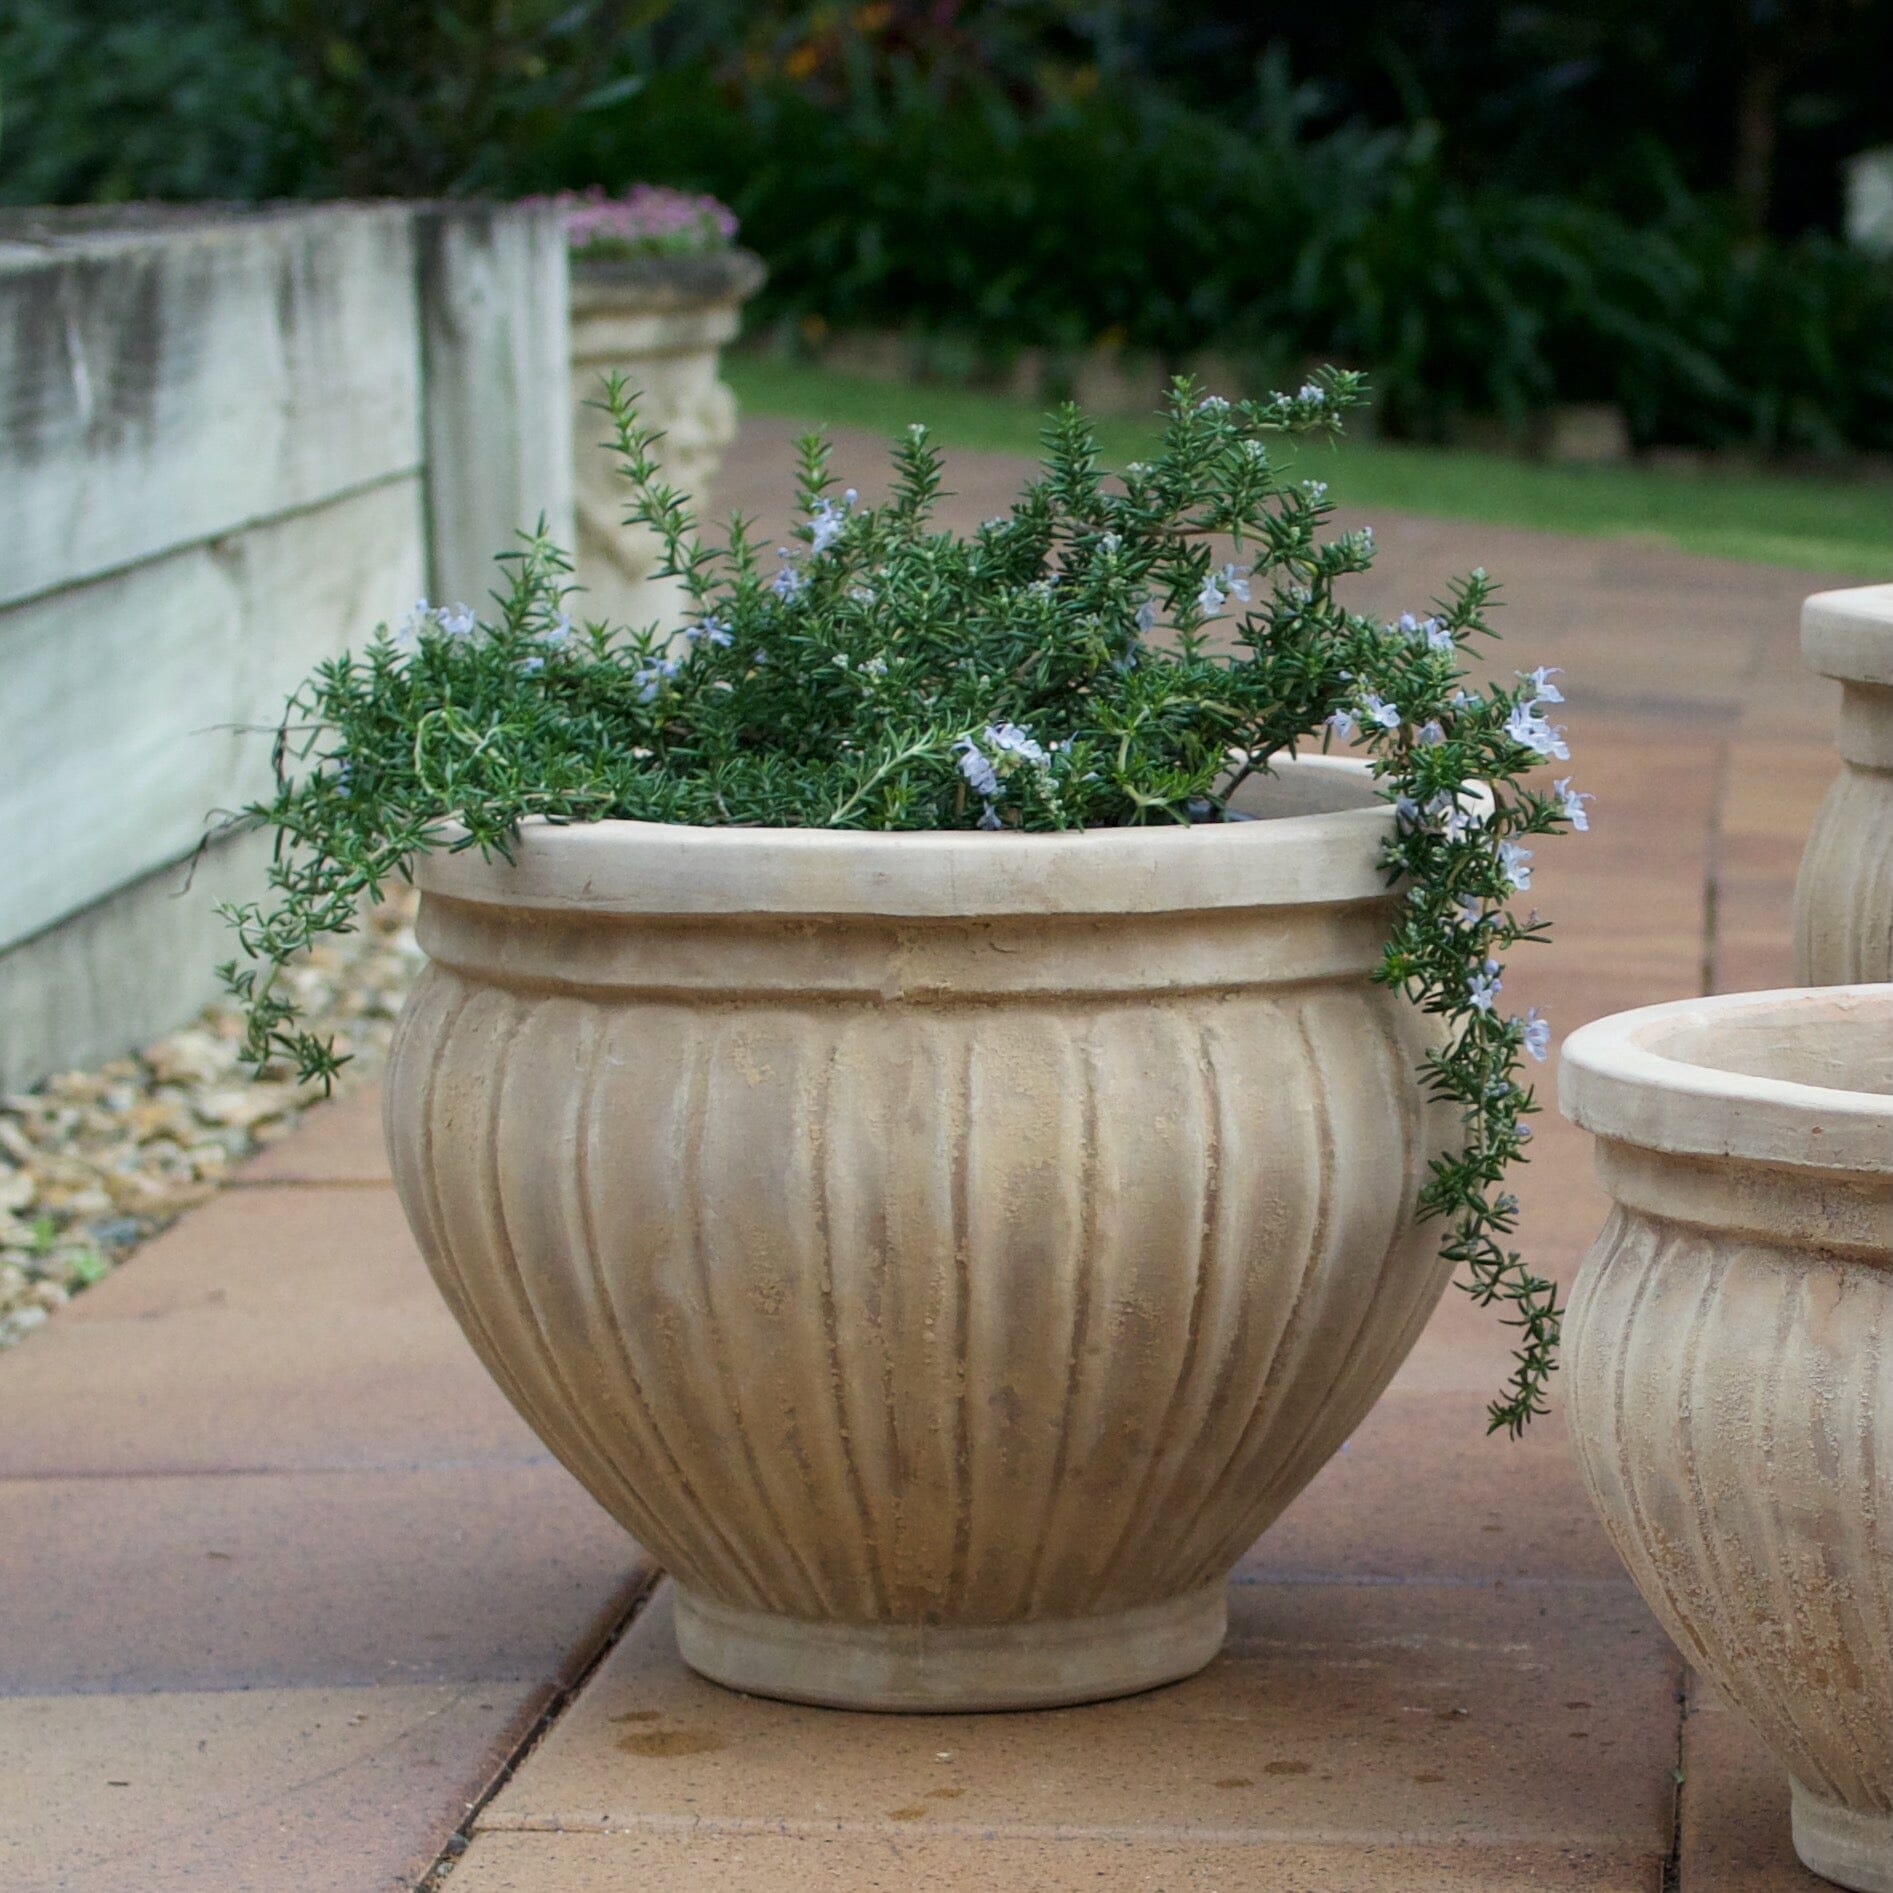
[568,250,764,636]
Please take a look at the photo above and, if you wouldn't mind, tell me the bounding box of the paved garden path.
[0,415,1867,1891]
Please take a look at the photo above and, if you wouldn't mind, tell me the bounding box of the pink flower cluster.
[523,184,738,256]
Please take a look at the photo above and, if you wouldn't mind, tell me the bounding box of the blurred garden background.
[9,3,1893,468]
[9,0,1890,573]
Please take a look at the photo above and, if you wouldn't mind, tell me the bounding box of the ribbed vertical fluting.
[387,973,568,1470]
[1796,765,1893,985]
[1567,1208,1893,1818]
[387,977,1450,1629]
[566,1010,772,1605]
[1085,1013,1226,1604]
[1229,995,1429,1547]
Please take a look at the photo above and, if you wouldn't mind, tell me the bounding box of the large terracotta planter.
[1561,986,1893,1891]
[1795,584,1893,984]
[569,250,765,636]
[383,758,1460,1711]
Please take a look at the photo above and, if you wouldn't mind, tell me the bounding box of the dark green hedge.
[5,5,1890,455]
[563,59,1893,456]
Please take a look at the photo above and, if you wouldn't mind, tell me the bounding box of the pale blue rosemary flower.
[954,736,1000,799]
[1504,701,1570,760]
[632,654,682,703]
[1521,1007,1551,1061]
[808,490,857,555]
[986,721,1048,765]
[1553,777,1592,831]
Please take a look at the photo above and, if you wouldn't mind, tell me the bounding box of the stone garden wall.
[0,202,571,1091]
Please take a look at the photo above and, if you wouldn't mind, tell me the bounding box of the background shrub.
[4,2,1890,455]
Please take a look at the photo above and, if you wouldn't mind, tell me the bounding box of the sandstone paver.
[480,1581,1677,1860]
[0,1684,540,1893]
[0,1165,647,1886]
[1235,1391,1625,1586]
[0,1187,539,1476]
[447,1827,1660,1890]
[235,1081,391,1186]
[0,1468,644,1694]
[1677,1682,1828,1892]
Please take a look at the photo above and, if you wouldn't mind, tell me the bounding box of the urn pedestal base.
[673,1584,1227,1713]
[1794,1784,1893,1893]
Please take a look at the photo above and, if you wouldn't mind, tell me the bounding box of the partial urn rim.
[1802,582,1893,688]
[411,754,1426,920]
[1559,983,1893,1175]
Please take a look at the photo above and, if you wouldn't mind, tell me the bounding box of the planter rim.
[412,754,1416,919]
[1802,583,1893,687]
[569,246,766,311]
[1558,983,1893,1174]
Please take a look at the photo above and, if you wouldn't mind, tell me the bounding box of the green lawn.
[726,357,1892,578]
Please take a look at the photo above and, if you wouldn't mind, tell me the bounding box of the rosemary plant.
[219,372,1584,1432]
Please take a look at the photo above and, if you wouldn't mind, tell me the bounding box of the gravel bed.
[0,895,423,1349]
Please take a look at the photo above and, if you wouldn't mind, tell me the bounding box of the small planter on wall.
[569,249,765,636]
[1560,986,1893,1892]
[1795,584,1893,984]
[383,758,1463,1712]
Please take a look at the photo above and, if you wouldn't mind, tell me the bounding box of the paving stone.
[448,1826,1660,1891]
[1678,1681,1826,1892]
[1239,1390,1623,1586]
[1388,1287,1535,1398]
[234,1082,391,1185]
[0,1187,537,1476]
[481,1581,1679,1856]
[0,1683,538,1893]
[51,1180,411,1325]
[0,1466,648,1693]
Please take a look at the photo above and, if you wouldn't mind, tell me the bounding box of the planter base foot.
[1794,1783,1893,1892]
[673,1583,1227,1712]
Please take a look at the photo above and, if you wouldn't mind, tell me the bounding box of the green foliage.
[570,53,1893,455]
[0,0,652,205]
[0,0,295,204]
[7,5,1889,453]
[250,0,656,198]
[220,373,1579,1432]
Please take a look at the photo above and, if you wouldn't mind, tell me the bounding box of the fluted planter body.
[568,250,765,637]
[1795,584,1893,984]
[1561,987,1893,1891]
[384,758,1460,1711]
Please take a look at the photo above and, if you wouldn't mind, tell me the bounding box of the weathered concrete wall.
[418,205,573,613]
[0,203,570,1090]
